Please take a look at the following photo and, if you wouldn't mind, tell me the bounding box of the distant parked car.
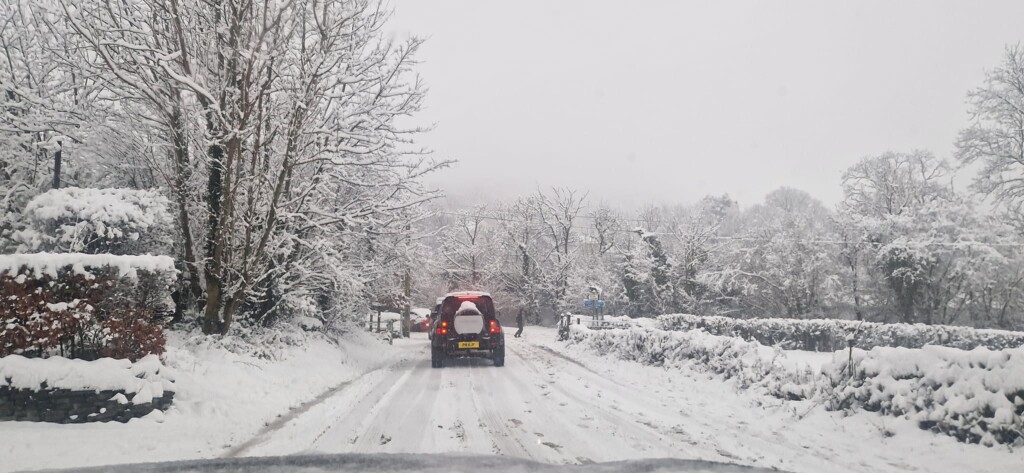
[410,308,431,332]
[427,297,444,339]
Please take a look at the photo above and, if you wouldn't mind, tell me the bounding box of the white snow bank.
[0,354,172,401]
[0,252,175,281]
[0,325,395,472]
[567,324,1024,446]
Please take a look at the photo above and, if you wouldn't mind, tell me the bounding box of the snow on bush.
[825,345,1024,446]
[0,253,175,360]
[0,353,173,403]
[295,316,324,331]
[566,324,1024,446]
[0,252,175,281]
[566,324,819,400]
[657,313,1024,351]
[13,187,173,255]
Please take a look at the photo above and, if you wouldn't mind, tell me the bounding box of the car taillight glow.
[489,320,501,334]
[437,320,448,335]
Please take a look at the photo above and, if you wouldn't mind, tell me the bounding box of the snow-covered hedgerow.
[824,345,1024,446]
[0,253,176,360]
[13,187,173,255]
[565,324,820,400]
[566,324,1024,446]
[657,314,1024,351]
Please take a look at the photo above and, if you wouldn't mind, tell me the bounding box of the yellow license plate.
[458,341,479,349]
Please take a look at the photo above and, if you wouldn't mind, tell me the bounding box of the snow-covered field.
[2,327,1021,472]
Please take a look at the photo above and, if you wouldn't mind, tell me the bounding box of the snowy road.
[232,333,708,463]
[223,331,1023,473]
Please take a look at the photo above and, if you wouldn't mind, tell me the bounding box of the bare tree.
[535,187,586,314]
[957,44,1024,216]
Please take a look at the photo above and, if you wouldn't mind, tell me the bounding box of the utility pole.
[52,140,62,189]
[401,223,413,338]
[402,269,411,338]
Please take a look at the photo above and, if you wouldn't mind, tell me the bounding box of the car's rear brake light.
[489,320,501,334]
[437,320,448,335]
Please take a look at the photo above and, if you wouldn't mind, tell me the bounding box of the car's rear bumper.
[432,335,504,356]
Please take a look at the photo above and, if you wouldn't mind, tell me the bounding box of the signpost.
[583,286,604,327]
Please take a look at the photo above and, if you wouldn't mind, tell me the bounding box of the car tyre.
[492,348,505,367]
[431,348,444,368]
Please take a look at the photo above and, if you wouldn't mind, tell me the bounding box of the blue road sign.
[583,300,594,308]
[596,300,605,309]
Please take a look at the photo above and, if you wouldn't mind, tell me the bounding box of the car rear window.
[440,296,495,319]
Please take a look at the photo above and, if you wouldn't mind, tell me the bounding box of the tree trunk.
[202,279,222,334]
[169,107,204,304]
[201,141,226,334]
[52,140,62,189]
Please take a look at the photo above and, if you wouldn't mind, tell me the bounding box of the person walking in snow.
[557,312,571,341]
[514,309,525,338]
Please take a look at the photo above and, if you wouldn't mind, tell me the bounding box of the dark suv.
[431,291,505,368]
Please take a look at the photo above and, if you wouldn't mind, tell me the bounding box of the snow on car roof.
[444,290,492,298]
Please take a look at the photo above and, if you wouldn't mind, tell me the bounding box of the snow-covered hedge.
[566,324,818,400]
[0,253,176,360]
[825,345,1024,446]
[657,314,1024,351]
[566,324,1024,446]
[13,187,173,255]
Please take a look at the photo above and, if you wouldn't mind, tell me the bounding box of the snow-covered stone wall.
[0,354,174,423]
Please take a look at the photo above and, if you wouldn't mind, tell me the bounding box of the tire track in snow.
[515,339,867,473]
[513,341,752,463]
[349,358,437,452]
[507,343,685,458]
[467,359,533,458]
[223,352,419,458]
[485,342,619,464]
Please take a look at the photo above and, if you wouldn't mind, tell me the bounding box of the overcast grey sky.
[386,0,1024,208]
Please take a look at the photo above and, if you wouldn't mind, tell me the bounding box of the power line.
[430,211,1024,248]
